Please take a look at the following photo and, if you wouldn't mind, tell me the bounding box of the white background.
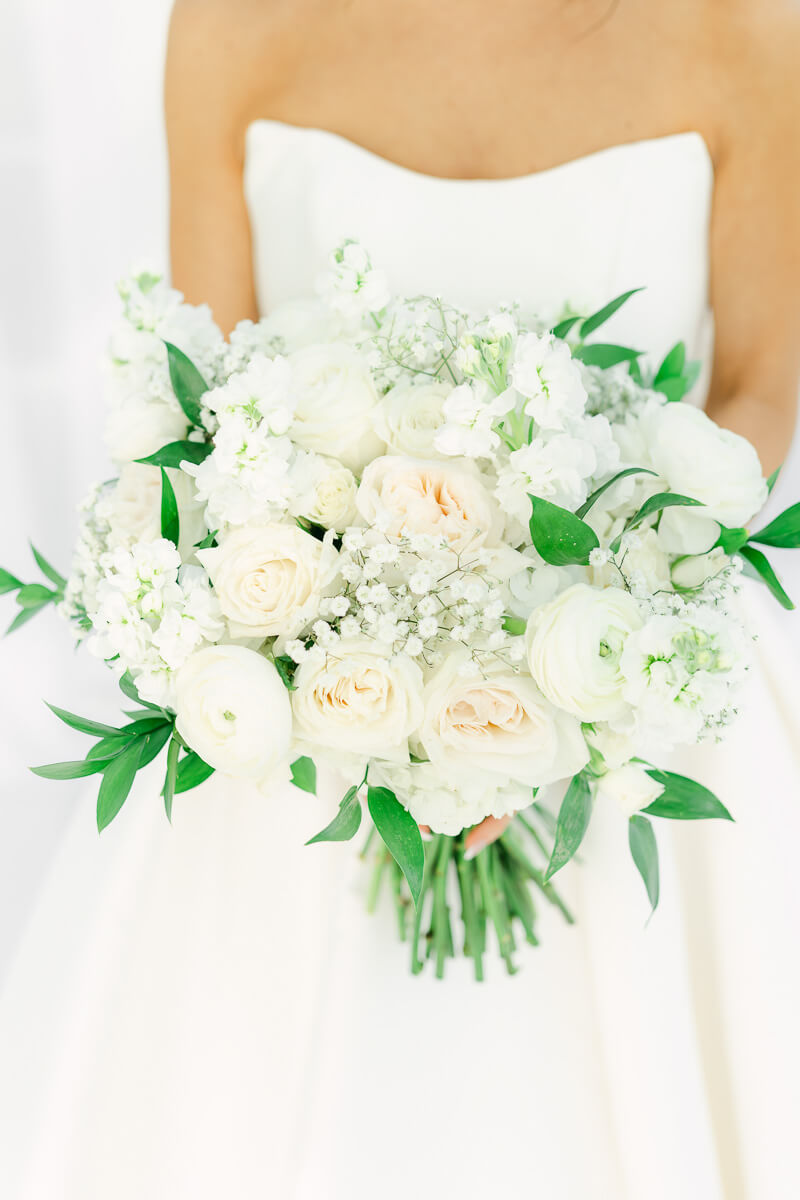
[1,0,799,979]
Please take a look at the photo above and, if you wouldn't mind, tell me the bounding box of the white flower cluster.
[61,242,768,828]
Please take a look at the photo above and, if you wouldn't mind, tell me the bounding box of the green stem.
[410,836,438,975]
[501,829,575,925]
[456,848,484,981]
[476,845,517,975]
[432,836,454,980]
[366,849,389,914]
[515,810,551,863]
[390,859,408,941]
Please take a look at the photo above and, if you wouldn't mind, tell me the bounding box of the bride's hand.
[463,814,513,860]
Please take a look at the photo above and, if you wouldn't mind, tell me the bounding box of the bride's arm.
[165,1,268,333]
[706,15,800,475]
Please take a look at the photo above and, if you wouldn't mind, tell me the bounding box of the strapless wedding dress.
[2,123,800,1200]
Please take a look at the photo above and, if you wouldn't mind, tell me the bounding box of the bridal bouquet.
[5,242,799,978]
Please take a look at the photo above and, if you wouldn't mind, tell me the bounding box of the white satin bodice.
[244,121,714,380]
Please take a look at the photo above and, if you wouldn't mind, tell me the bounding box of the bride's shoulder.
[166,0,310,128]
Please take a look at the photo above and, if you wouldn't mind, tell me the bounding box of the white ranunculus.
[639,400,768,526]
[174,645,292,781]
[526,583,643,721]
[288,344,385,471]
[671,547,730,590]
[291,641,424,761]
[105,396,189,464]
[197,523,338,639]
[356,455,503,551]
[108,463,206,559]
[288,453,358,532]
[595,763,664,819]
[374,379,451,458]
[415,650,588,786]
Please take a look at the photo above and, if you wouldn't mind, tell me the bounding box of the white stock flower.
[526,583,643,721]
[595,763,664,819]
[198,523,338,639]
[496,434,597,522]
[375,379,451,458]
[105,396,189,464]
[185,416,294,527]
[434,382,511,459]
[291,640,424,761]
[415,649,588,786]
[175,645,292,781]
[289,344,385,471]
[317,241,390,321]
[289,453,358,531]
[370,760,529,836]
[510,332,588,429]
[205,354,295,432]
[356,455,503,551]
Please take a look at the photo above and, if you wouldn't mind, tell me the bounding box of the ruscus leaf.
[136,440,214,469]
[164,341,208,427]
[579,289,644,338]
[30,544,67,589]
[367,785,425,907]
[290,756,317,795]
[545,772,593,882]
[97,739,144,831]
[642,769,733,822]
[529,495,599,566]
[31,759,107,781]
[749,502,800,549]
[0,567,23,595]
[160,467,180,548]
[628,814,660,914]
[174,751,215,794]
[45,703,122,739]
[573,343,642,369]
[739,545,794,610]
[306,784,363,845]
[576,467,657,519]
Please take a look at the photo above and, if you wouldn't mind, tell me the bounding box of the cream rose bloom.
[175,645,292,782]
[526,583,643,721]
[638,400,767,552]
[198,523,338,639]
[415,650,588,786]
[291,640,424,761]
[595,763,665,819]
[288,344,385,472]
[289,454,358,532]
[108,463,206,559]
[374,380,451,458]
[356,455,503,552]
[105,396,189,464]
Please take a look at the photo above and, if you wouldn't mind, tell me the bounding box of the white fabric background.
[1,0,799,986]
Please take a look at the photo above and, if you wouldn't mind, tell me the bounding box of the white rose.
[108,463,207,560]
[174,645,292,782]
[595,763,665,819]
[415,650,588,786]
[526,583,642,721]
[289,453,358,532]
[289,344,385,471]
[639,400,768,529]
[374,379,451,458]
[198,523,338,639]
[291,640,424,760]
[356,455,503,551]
[105,396,189,464]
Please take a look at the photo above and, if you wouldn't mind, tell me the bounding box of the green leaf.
[174,751,215,794]
[138,723,175,769]
[628,814,660,914]
[136,440,214,468]
[118,671,163,711]
[45,702,122,739]
[162,735,180,822]
[160,467,180,548]
[579,289,644,338]
[739,544,794,610]
[652,377,689,403]
[306,784,363,845]
[273,654,298,691]
[767,466,781,495]
[86,734,136,761]
[31,758,106,781]
[642,769,733,821]
[575,467,657,519]
[529,495,599,566]
[367,785,425,907]
[654,341,686,384]
[194,529,218,550]
[6,607,42,635]
[610,492,704,554]
[551,315,581,339]
[544,772,593,882]
[715,524,750,555]
[164,341,208,427]
[119,716,172,736]
[16,583,56,608]
[290,756,317,795]
[0,567,23,595]
[573,343,642,369]
[502,615,527,636]
[749,502,800,549]
[97,739,144,831]
[30,544,66,589]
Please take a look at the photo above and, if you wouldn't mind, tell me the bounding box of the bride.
[3,1,800,1197]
